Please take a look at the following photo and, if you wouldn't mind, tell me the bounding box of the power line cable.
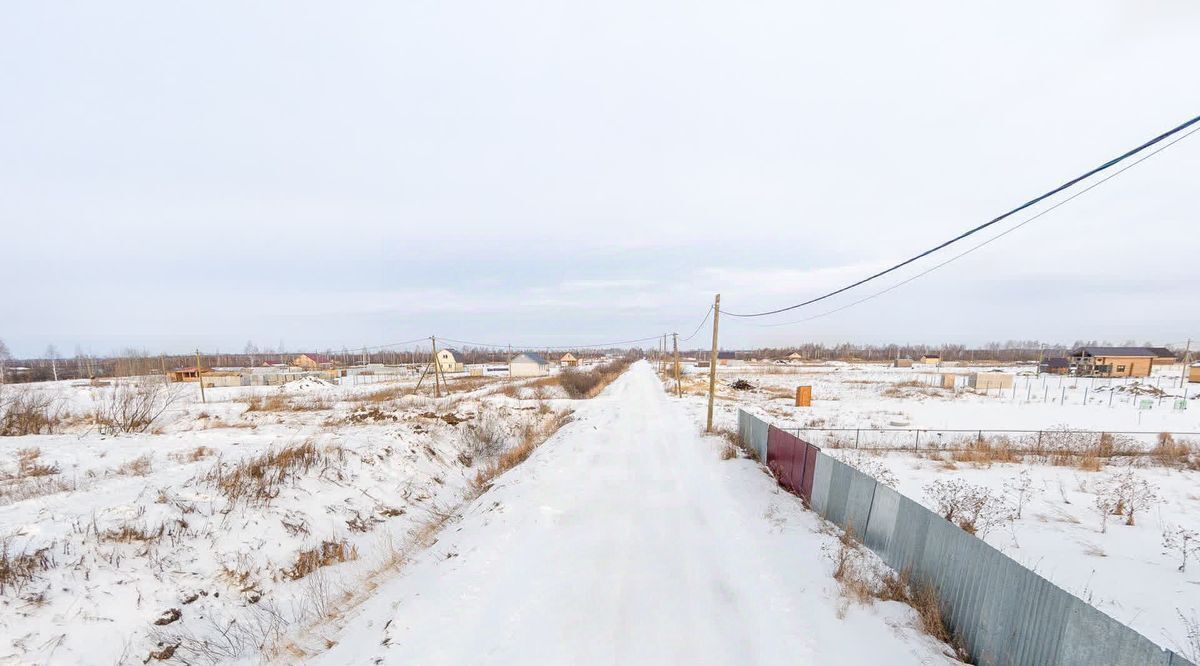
[736,123,1200,328]
[723,112,1200,318]
[679,306,713,343]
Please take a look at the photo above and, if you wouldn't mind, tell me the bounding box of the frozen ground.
[0,373,573,664]
[313,361,960,665]
[682,360,1200,658]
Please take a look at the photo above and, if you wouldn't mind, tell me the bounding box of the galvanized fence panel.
[809,452,833,515]
[735,410,1195,666]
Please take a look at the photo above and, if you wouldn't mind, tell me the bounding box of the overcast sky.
[2,1,1198,357]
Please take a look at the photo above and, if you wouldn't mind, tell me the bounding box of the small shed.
[1040,358,1070,375]
[293,354,333,370]
[559,353,580,367]
[510,352,550,377]
[1189,364,1200,384]
[436,349,466,373]
[919,354,941,365]
[168,366,209,382]
[893,358,914,368]
[969,372,1014,390]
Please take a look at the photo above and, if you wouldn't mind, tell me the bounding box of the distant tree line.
[0,335,1179,384]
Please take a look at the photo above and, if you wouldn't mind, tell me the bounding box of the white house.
[509,352,550,377]
[436,348,466,373]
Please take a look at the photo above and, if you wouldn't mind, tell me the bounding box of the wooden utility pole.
[430,336,443,398]
[195,349,206,403]
[1181,338,1192,388]
[706,293,721,432]
[672,332,681,398]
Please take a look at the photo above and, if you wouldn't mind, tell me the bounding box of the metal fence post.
[855,429,860,449]
[915,429,920,450]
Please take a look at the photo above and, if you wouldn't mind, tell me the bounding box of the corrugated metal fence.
[737,409,1195,666]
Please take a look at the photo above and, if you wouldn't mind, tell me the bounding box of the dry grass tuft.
[245,394,289,412]
[950,437,1020,466]
[203,440,332,506]
[471,412,572,492]
[710,427,749,461]
[115,454,154,476]
[15,448,60,478]
[101,522,165,543]
[283,540,358,580]
[169,446,215,464]
[0,538,53,594]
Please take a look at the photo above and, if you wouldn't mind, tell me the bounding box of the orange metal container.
[795,385,812,407]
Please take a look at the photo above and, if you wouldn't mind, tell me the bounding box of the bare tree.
[45,344,59,382]
[0,338,10,384]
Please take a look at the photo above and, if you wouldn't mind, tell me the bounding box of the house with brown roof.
[1069,347,1159,378]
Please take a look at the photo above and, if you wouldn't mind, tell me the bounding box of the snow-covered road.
[315,361,955,665]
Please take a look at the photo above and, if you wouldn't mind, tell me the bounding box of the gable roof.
[1071,347,1158,358]
[439,348,467,363]
[1070,350,1171,360]
[560,353,577,361]
[296,353,332,364]
[1144,347,1176,359]
[512,352,548,365]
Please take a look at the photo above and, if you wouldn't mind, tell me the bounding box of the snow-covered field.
[688,361,1200,659]
[0,373,575,664]
[2,362,971,665]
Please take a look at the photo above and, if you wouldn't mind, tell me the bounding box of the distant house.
[293,354,333,370]
[717,351,736,366]
[919,354,941,365]
[436,349,466,374]
[168,366,209,382]
[786,352,804,360]
[510,352,550,377]
[1069,347,1158,378]
[1039,357,1070,375]
[893,358,914,368]
[559,353,580,367]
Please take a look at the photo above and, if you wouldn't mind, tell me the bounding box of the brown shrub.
[94,379,180,433]
[0,391,64,436]
[1151,433,1196,468]
[282,540,358,580]
[471,412,572,492]
[557,358,634,399]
